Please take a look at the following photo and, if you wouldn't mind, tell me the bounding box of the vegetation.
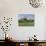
[18,18,34,26]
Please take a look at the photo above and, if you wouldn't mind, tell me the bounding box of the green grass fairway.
[18,19,34,26]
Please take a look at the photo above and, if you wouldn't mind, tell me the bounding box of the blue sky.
[18,14,34,20]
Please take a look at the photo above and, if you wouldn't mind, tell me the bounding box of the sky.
[18,14,34,20]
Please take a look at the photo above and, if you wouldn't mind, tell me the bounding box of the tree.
[1,17,12,40]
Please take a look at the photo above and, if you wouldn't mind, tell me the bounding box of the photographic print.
[18,14,35,26]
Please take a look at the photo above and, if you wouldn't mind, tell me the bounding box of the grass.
[18,18,34,26]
